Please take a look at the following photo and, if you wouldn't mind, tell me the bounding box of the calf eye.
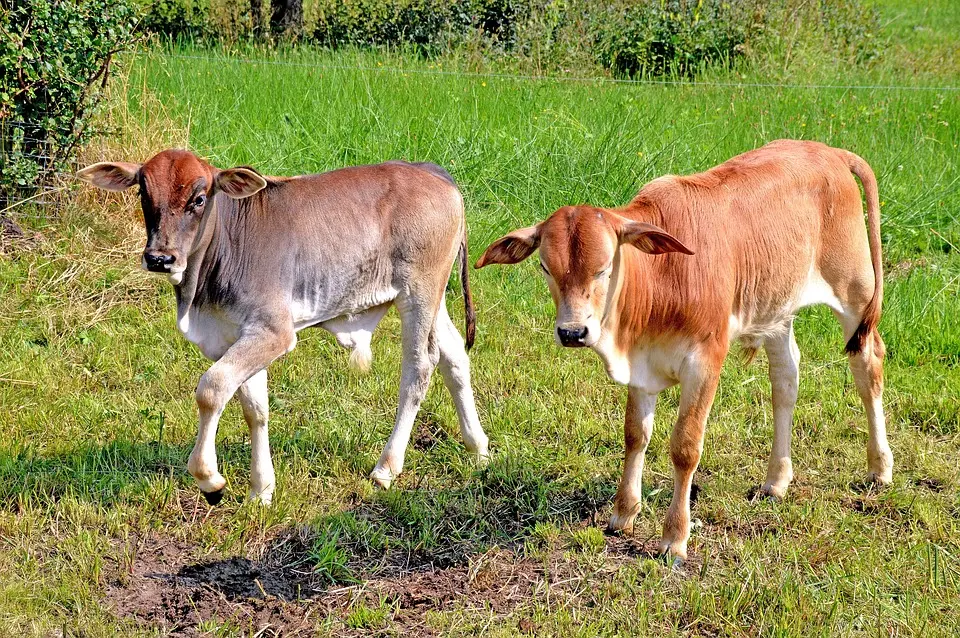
[594,267,610,279]
[193,194,207,208]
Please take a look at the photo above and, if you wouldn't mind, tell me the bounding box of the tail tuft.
[460,235,476,350]
[844,322,871,355]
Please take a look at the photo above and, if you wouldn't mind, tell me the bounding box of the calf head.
[476,206,693,347]
[78,150,267,284]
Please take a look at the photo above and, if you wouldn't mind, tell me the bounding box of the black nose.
[557,325,589,347]
[144,251,175,272]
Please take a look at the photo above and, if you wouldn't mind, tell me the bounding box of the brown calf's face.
[78,150,267,284]
[476,206,693,347]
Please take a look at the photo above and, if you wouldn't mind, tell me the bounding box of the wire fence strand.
[156,51,960,92]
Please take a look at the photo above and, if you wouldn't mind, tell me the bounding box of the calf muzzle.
[143,250,176,272]
[557,325,589,347]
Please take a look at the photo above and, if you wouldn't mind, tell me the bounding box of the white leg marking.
[835,306,893,485]
[849,339,893,484]
[189,373,230,495]
[188,330,293,501]
[761,322,799,498]
[435,301,489,461]
[237,369,275,504]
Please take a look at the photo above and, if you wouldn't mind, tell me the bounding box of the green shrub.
[139,0,211,40]
[127,0,882,78]
[313,0,462,51]
[591,0,763,79]
[753,0,881,67]
[0,0,139,209]
[312,0,550,53]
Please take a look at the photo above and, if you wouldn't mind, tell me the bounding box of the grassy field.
[1,2,959,636]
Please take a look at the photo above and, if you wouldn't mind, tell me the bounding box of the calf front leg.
[189,327,294,504]
[660,365,721,561]
[608,387,657,534]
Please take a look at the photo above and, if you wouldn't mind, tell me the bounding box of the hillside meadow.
[0,2,958,635]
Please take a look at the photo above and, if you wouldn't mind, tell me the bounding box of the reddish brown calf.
[477,140,891,561]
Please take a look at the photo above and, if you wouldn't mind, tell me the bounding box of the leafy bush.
[313,0,463,51]
[312,0,550,53]
[128,0,882,77]
[591,0,763,78]
[0,0,139,209]
[139,0,211,40]
[756,0,881,66]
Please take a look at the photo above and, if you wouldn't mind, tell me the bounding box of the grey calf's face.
[77,150,268,284]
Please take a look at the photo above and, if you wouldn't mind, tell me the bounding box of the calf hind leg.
[370,292,442,488]
[833,305,893,485]
[850,329,893,484]
[760,322,800,498]
[435,301,489,461]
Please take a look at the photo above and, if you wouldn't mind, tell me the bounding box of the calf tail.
[460,225,477,350]
[843,150,884,354]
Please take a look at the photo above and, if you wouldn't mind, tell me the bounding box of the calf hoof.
[866,470,893,487]
[658,539,688,562]
[202,488,225,506]
[607,508,639,536]
[248,489,274,506]
[369,467,395,490]
[747,484,783,502]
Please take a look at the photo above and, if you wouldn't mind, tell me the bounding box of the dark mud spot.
[916,477,945,493]
[412,421,447,452]
[177,557,310,602]
[104,527,680,635]
[105,532,322,636]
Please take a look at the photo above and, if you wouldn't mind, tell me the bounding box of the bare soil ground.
[104,523,675,636]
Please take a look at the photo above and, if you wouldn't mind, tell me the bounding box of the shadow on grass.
[0,439,256,509]
[0,438,621,568]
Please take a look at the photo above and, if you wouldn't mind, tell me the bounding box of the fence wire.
[158,51,960,92]
[0,117,78,219]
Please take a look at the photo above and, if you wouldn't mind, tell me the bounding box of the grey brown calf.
[79,150,489,504]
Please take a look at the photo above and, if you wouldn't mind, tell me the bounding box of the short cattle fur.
[79,150,489,504]
[476,140,892,560]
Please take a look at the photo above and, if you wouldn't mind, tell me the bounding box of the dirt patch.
[915,477,945,493]
[411,421,447,452]
[322,538,670,636]
[104,528,673,636]
[105,532,322,636]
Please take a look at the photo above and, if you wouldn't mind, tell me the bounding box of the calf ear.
[76,162,141,191]
[475,226,541,268]
[215,167,267,199]
[619,220,694,255]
